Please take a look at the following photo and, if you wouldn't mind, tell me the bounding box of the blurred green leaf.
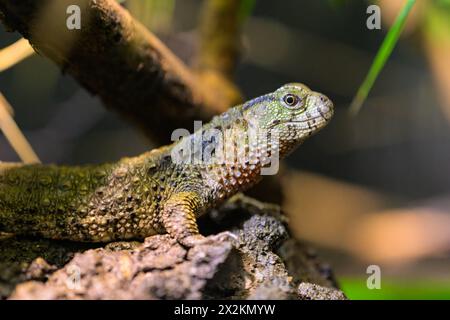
[238,0,257,23]
[328,0,351,9]
[125,0,175,33]
[349,0,416,116]
[341,277,450,300]
[424,0,450,41]
[435,0,450,9]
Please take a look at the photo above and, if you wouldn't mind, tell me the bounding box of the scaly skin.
[0,83,333,246]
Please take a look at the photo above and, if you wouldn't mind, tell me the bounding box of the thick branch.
[197,0,242,79]
[0,0,241,143]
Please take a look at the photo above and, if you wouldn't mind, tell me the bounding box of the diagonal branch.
[197,0,244,79]
[0,0,241,143]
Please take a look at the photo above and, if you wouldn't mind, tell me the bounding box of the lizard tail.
[0,162,112,240]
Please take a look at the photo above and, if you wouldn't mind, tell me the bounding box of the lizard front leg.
[162,191,237,247]
[162,191,206,247]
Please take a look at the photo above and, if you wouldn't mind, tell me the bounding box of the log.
[1,199,345,300]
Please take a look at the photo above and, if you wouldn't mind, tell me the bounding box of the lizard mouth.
[271,116,328,129]
[318,107,333,121]
[290,115,328,123]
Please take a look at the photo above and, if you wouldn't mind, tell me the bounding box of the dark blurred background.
[1,0,449,299]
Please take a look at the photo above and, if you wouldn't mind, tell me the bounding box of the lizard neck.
[170,105,290,202]
[197,106,283,201]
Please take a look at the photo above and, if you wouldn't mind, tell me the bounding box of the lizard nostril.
[317,102,333,121]
[320,104,330,114]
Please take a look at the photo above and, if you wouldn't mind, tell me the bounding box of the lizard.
[0,83,333,247]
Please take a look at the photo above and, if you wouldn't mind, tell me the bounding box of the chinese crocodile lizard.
[0,83,333,246]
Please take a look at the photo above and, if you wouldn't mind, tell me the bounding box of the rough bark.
[1,200,345,300]
[0,0,241,143]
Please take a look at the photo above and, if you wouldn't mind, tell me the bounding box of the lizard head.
[242,83,334,155]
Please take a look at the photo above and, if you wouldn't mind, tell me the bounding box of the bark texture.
[0,0,241,143]
[1,201,346,300]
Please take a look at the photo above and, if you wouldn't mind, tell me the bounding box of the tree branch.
[193,0,244,117]
[0,0,241,143]
[197,0,243,79]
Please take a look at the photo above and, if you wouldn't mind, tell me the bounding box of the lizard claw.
[210,231,239,243]
[179,234,208,247]
[179,231,238,248]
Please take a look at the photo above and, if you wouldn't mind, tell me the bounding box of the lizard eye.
[283,94,300,107]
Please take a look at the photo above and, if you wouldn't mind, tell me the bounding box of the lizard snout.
[314,93,334,121]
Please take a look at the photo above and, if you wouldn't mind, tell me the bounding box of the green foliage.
[341,277,450,300]
[424,0,450,41]
[327,0,352,9]
[349,0,416,116]
[435,0,450,8]
[238,0,257,23]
